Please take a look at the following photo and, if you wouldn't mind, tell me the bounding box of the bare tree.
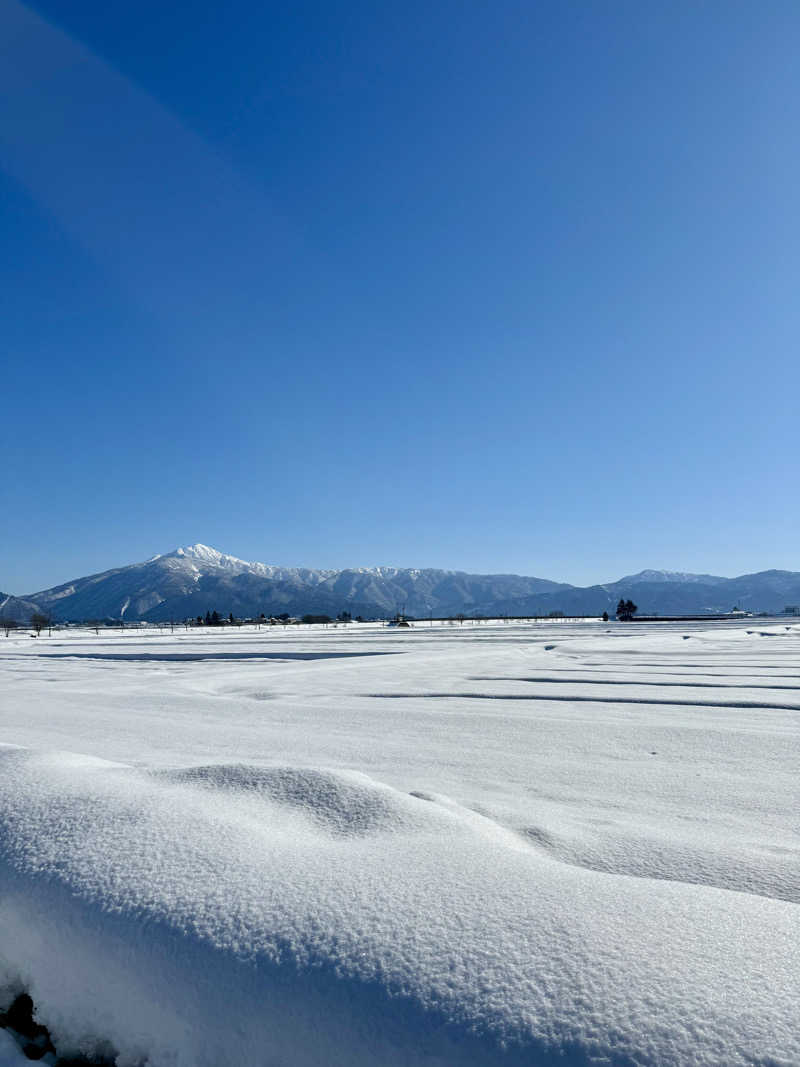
[2,618,17,637]
[31,612,50,636]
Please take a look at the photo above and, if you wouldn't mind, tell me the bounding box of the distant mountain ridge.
[616,569,728,586]
[480,569,800,619]
[7,544,568,622]
[0,592,42,625]
[2,545,799,622]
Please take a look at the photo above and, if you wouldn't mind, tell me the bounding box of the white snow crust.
[0,620,798,1065]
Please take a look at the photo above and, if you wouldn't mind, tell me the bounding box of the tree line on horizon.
[2,604,634,636]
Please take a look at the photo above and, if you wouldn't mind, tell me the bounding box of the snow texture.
[0,619,798,1065]
[0,1031,27,1067]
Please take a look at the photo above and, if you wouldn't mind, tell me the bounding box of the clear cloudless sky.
[1,0,798,592]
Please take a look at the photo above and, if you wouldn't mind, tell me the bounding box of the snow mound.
[164,764,416,837]
[0,745,797,1066]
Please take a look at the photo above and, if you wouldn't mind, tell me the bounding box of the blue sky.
[2,0,798,592]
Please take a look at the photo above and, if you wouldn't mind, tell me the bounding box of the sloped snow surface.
[0,1030,27,1067]
[0,621,798,1065]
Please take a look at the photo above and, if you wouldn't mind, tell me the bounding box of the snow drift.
[0,744,797,1066]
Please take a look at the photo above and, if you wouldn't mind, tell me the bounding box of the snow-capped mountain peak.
[168,544,280,577]
[166,545,312,582]
[172,543,243,566]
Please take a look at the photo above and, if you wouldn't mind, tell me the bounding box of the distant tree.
[211,610,221,625]
[337,611,352,622]
[547,610,564,618]
[229,611,235,624]
[616,599,637,621]
[1,618,17,637]
[205,610,211,625]
[301,614,332,625]
[602,611,609,622]
[31,612,50,636]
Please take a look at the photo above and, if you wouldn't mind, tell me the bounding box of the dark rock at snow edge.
[0,992,117,1066]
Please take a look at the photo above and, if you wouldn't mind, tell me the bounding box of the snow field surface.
[0,619,798,1065]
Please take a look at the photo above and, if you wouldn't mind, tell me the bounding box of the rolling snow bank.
[0,745,797,1066]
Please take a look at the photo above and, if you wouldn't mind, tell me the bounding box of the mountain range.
[1,544,799,623]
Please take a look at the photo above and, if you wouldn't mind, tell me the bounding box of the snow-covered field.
[0,619,797,1065]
